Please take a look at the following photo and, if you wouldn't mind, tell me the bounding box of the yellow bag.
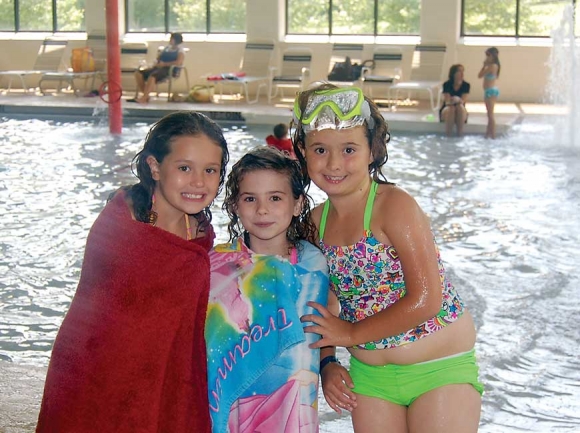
[71,48,96,72]
[188,85,214,103]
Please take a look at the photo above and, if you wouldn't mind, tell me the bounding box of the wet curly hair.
[223,146,317,250]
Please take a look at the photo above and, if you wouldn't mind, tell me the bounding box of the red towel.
[36,191,212,433]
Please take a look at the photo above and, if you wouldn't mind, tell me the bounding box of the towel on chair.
[36,190,213,433]
[206,239,329,433]
[207,72,247,81]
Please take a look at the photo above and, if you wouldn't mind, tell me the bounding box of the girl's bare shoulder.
[375,184,427,226]
[310,202,324,229]
[375,183,420,209]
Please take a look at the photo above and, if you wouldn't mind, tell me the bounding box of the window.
[462,0,575,37]
[286,0,420,35]
[126,0,246,34]
[0,0,85,32]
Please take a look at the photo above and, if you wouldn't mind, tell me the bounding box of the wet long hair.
[123,111,229,233]
[486,47,501,77]
[223,146,317,250]
[291,82,392,186]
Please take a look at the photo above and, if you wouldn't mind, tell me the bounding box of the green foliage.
[2,0,573,36]
[288,0,328,34]
[57,0,85,31]
[288,0,420,35]
[129,0,246,33]
[0,0,15,30]
[128,0,165,32]
[519,0,569,36]
[171,0,207,33]
[210,0,245,33]
[332,0,374,34]
[0,0,84,31]
[463,0,573,37]
[19,0,53,31]
[377,0,420,34]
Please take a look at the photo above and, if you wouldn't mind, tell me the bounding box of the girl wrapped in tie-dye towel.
[206,147,329,433]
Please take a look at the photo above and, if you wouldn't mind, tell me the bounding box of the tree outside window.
[0,0,84,32]
[126,0,246,33]
[287,0,420,35]
[463,0,575,37]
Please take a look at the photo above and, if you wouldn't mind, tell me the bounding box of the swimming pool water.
[1,116,579,432]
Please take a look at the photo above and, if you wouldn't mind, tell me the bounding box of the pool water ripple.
[1,118,579,432]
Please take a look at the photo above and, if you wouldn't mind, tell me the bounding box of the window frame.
[124,0,245,34]
[461,0,578,38]
[284,0,420,36]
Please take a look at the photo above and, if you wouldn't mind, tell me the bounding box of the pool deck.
[0,89,566,134]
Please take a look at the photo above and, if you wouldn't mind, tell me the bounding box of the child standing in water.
[266,122,295,158]
[205,146,329,433]
[478,47,501,139]
[294,84,483,432]
[37,111,229,433]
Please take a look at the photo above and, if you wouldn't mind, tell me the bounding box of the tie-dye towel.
[206,239,329,433]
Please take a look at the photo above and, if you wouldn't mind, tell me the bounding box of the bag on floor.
[187,85,214,103]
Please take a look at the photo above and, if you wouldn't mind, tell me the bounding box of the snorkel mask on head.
[293,87,375,133]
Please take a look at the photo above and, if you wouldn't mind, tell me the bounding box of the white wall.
[0,0,554,103]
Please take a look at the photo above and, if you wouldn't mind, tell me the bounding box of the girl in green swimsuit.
[294,83,483,433]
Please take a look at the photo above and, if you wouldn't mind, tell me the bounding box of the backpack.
[352,59,376,80]
[327,56,353,81]
[328,57,375,81]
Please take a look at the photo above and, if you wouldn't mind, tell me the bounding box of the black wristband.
[319,355,340,372]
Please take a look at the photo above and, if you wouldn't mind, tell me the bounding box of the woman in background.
[440,64,470,137]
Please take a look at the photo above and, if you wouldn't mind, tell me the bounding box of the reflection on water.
[1,117,579,432]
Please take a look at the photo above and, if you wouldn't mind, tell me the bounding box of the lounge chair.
[118,41,149,97]
[360,47,403,99]
[37,32,108,96]
[268,47,312,102]
[120,41,149,77]
[388,43,447,111]
[0,38,68,93]
[209,41,275,104]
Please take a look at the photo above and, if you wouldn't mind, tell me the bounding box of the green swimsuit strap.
[319,200,331,240]
[364,181,378,231]
[318,181,377,240]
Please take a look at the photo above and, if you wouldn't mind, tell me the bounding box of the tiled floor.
[0,88,564,134]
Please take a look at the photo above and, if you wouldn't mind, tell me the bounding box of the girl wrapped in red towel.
[36,111,229,433]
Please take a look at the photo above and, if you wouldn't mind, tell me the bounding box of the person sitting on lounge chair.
[129,33,185,104]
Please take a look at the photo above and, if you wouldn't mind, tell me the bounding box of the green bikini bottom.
[350,349,484,406]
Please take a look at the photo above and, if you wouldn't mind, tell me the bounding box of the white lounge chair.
[0,38,68,93]
[268,48,312,102]
[388,43,447,111]
[119,42,149,97]
[38,32,108,95]
[210,41,275,104]
[360,47,403,99]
